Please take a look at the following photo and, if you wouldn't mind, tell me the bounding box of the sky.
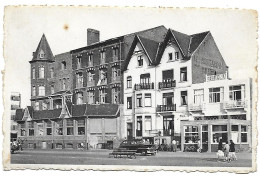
[3,7,258,108]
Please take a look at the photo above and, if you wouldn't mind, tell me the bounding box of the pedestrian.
[197,139,201,153]
[217,138,224,161]
[229,140,237,161]
[172,139,177,152]
[223,141,230,162]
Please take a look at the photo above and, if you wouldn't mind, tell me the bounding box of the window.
[56,120,63,135]
[20,123,26,136]
[51,85,55,94]
[34,101,39,110]
[212,125,227,143]
[87,72,94,83]
[76,92,83,105]
[38,86,45,96]
[62,78,66,90]
[42,102,47,110]
[32,68,35,79]
[87,91,95,104]
[175,52,179,60]
[184,126,198,143]
[163,92,174,106]
[229,85,245,101]
[136,94,142,107]
[137,55,143,67]
[28,122,34,136]
[127,76,132,88]
[100,50,106,64]
[145,116,152,133]
[181,91,187,106]
[136,116,142,136]
[50,68,54,78]
[144,93,152,107]
[61,61,67,70]
[88,54,93,67]
[99,89,107,103]
[99,70,107,84]
[113,47,119,59]
[163,116,174,136]
[77,119,85,135]
[46,120,52,135]
[67,119,74,135]
[241,125,248,143]
[194,89,204,105]
[168,53,173,61]
[209,87,223,103]
[32,86,36,96]
[39,66,45,78]
[39,50,45,58]
[140,73,150,84]
[112,87,120,104]
[76,72,83,88]
[162,70,174,82]
[127,97,132,109]
[180,67,187,82]
[231,125,239,144]
[77,57,81,69]
[112,68,120,81]
[37,123,44,136]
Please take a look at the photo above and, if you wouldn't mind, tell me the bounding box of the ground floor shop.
[180,117,251,152]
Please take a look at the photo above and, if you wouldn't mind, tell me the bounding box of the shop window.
[136,94,142,107]
[32,68,35,79]
[175,52,179,60]
[87,91,95,104]
[168,53,173,61]
[241,125,248,143]
[194,89,204,105]
[212,125,227,143]
[56,120,63,135]
[39,66,45,78]
[37,123,44,136]
[67,119,74,135]
[229,85,245,101]
[137,55,143,67]
[144,93,152,107]
[184,126,198,144]
[127,97,132,109]
[127,76,132,88]
[77,119,85,135]
[145,116,152,133]
[46,120,52,135]
[180,67,187,82]
[136,116,142,136]
[38,85,45,96]
[28,122,34,136]
[181,91,187,106]
[209,87,223,103]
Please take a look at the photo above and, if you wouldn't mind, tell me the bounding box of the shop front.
[180,117,251,152]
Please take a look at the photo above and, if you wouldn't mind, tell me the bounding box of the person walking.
[229,140,237,161]
[172,139,177,152]
[223,141,230,162]
[217,138,224,161]
[197,139,201,153]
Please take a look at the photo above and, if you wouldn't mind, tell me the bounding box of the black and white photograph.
[1,5,258,173]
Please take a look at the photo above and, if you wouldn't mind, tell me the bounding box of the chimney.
[87,28,100,45]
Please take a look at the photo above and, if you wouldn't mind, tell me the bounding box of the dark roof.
[85,104,119,117]
[138,36,160,64]
[33,108,62,120]
[67,104,87,117]
[27,106,34,118]
[170,29,191,56]
[30,34,54,62]
[51,90,72,96]
[189,31,209,53]
[15,109,24,121]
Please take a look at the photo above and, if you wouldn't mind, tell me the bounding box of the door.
[201,125,208,152]
[127,123,133,139]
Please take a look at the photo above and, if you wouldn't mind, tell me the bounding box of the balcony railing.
[111,76,121,83]
[156,104,176,112]
[223,100,246,109]
[134,83,154,90]
[188,104,203,111]
[158,80,176,89]
[206,73,227,82]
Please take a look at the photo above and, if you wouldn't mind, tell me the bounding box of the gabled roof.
[122,35,160,71]
[189,31,209,54]
[30,34,54,63]
[170,29,191,56]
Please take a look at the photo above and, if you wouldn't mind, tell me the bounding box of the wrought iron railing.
[223,100,246,109]
[156,104,176,112]
[134,83,154,90]
[158,80,176,89]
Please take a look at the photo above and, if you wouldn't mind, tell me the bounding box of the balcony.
[111,76,121,83]
[156,104,176,112]
[188,104,204,111]
[223,100,246,109]
[134,83,154,91]
[158,80,176,89]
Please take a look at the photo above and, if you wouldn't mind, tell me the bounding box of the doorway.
[201,125,208,152]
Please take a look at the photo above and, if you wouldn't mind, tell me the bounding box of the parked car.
[119,139,157,155]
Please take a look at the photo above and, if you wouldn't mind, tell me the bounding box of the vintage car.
[119,139,157,155]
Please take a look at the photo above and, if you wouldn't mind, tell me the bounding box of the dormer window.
[39,49,45,58]
[175,52,179,60]
[137,55,143,67]
[168,53,173,61]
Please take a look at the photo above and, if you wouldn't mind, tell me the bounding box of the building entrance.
[202,125,208,152]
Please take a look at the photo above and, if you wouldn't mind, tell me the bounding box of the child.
[223,141,230,162]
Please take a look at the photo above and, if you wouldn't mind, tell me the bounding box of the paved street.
[11,149,252,167]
